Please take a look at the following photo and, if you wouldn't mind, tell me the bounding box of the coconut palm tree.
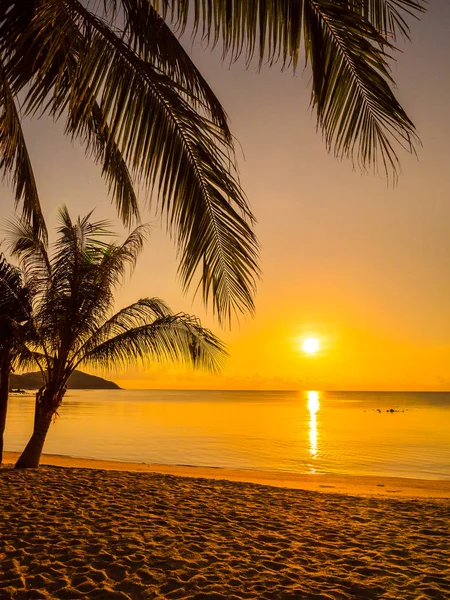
[5,207,226,468]
[0,254,34,463]
[0,0,424,323]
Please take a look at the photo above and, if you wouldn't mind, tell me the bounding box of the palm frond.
[122,0,232,137]
[0,254,42,374]
[57,45,141,226]
[9,0,258,323]
[93,222,148,284]
[155,0,425,63]
[2,1,140,229]
[155,0,423,180]
[33,207,109,350]
[348,0,426,41]
[77,223,148,330]
[41,214,149,356]
[73,223,149,331]
[0,253,28,319]
[71,297,172,363]
[304,0,419,180]
[0,56,45,237]
[0,0,425,323]
[90,102,140,227]
[12,347,47,374]
[6,218,52,303]
[52,205,112,282]
[80,312,227,374]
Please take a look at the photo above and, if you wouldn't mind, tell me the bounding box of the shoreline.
[4,451,450,498]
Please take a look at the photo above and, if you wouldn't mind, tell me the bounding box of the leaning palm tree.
[0,254,33,463]
[0,0,425,323]
[5,207,226,468]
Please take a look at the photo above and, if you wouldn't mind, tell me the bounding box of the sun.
[302,337,320,354]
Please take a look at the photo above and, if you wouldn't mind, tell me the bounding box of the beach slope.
[1,463,449,599]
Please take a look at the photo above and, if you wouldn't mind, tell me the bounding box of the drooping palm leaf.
[6,218,52,305]
[348,0,426,41]
[13,347,48,375]
[71,297,173,363]
[90,103,141,227]
[0,58,45,236]
[0,254,41,377]
[154,0,425,62]
[0,253,27,318]
[121,0,232,138]
[155,0,424,179]
[2,4,141,229]
[4,0,258,323]
[80,313,227,373]
[303,0,419,180]
[1,0,425,322]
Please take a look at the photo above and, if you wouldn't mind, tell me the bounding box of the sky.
[1,1,450,391]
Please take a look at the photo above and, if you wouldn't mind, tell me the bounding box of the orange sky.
[1,2,450,391]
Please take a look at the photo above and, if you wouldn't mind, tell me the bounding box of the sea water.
[4,390,450,479]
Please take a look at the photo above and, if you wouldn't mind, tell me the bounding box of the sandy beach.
[1,455,449,599]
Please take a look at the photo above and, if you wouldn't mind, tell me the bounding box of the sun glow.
[302,337,320,354]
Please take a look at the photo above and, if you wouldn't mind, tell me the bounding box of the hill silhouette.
[10,370,121,390]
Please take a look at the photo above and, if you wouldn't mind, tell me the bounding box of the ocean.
[5,390,450,479]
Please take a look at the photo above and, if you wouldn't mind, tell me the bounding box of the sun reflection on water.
[307,391,320,465]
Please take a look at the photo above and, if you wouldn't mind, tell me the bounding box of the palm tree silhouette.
[4,207,226,468]
[0,0,424,323]
[0,255,34,463]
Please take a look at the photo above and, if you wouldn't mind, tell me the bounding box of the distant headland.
[10,370,121,390]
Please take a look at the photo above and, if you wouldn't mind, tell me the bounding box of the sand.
[1,456,449,599]
[4,452,450,498]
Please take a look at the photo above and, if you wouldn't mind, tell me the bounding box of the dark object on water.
[10,388,26,394]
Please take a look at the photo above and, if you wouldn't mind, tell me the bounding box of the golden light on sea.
[301,337,320,354]
[307,391,320,461]
[307,390,320,414]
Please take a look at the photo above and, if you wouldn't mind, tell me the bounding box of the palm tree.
[0,254,33,463]
[0,0,424,323]
[4,207,226,468]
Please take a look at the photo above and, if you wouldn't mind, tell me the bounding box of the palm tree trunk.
[0,349,11,465]
[15,384,66,468]
[14,408,53,468]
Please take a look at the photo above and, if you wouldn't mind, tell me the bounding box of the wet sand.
[4,451,450,498]
[1,454,449,599]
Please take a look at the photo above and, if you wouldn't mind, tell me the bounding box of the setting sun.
[302,337,320,354]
